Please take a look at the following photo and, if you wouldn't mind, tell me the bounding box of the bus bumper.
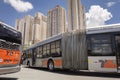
[0,66,21,75]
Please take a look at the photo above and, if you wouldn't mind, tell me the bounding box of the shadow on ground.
[28,67,120,78]
[0,77,18,80]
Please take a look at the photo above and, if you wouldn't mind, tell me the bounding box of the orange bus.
[0,21,22,74]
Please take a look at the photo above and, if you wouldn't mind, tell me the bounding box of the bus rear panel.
[0,21,21,74]
[87,24,120,72]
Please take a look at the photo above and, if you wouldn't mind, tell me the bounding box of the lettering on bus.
[4,59,12,63]
[99,60,117,68]
[7,50,13,56]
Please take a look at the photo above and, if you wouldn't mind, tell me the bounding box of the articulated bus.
[22,24,120,73]
[0,21,22,74]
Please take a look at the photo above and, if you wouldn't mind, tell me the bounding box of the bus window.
[43,45,47,58]
[22,52,27,61]
[56,40,61,56]
[51,42,56,56]
[25,50,32,58]
[29,50,32,58]
[92,44,112,55]
[0,40,7,49]
[33,48,38,58]
[35,47,40,58]
[51,40,61,57]
[46,44,50,56]
[87,36,92,56]
[15,45,20,51]
[26,51,29,58]
[39,46,43,58]
[90,34,114,56]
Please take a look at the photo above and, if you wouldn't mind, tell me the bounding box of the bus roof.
[0,21,22,44]
[26,34,62,50]
[25,23,120,51]
[0,21,20,33]
[87,23,120,34]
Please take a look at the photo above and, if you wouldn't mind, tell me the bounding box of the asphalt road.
[0,66,120,80]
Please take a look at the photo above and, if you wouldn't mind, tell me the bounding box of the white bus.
[0,21,22,74]
[23,24,120,73]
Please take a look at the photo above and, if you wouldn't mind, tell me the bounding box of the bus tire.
[48,60,54,71]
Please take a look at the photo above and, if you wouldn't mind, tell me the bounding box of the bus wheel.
[48,60,54,71]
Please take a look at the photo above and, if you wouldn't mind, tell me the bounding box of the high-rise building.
[15,12,47,49]
[47,5,66,38]
[67,0,86,31]
[16,15,34,49]
[32,12,47,43]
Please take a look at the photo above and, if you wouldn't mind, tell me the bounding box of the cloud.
[4,0,33,12]
[107,1,116,7]
[86,5,113,28]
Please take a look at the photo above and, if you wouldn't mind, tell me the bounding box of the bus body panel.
[32,57,63,68]
[0,49,21,66]
[35,58,43,67]
[0,47,21,74]
[22,58,32,67]
[88,56,117,72]
[0,66,20,74]
[53,57,62,68]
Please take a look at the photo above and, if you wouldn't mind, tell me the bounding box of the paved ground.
[0,66,120,80]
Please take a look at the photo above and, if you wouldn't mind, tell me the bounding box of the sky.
[0,0,120,28]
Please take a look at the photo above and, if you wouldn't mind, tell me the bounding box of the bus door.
[115,35,120,71]
[32,49,36,66]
